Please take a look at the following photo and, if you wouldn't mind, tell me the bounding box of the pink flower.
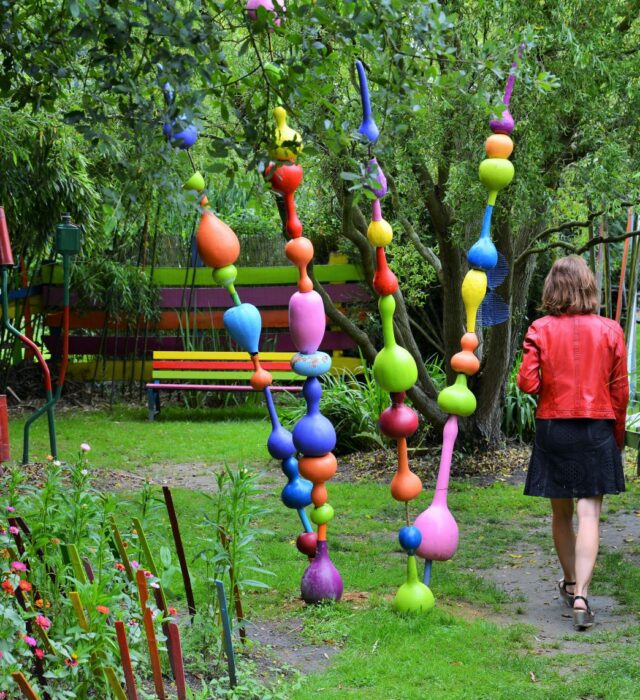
[144,570,152,578]
[5,506,15,512]
[150,582,160,589]
[80,443,91,453]
[24,635,37,647]
[35,648,45,659]
[11,561,27,572]
[8,527,19,535]
[35,615,51,630]
[130,560,139,569]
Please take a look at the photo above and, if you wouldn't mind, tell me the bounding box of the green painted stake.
[104,667,127,700]
[132,517,168,612]
[65,543,88,584]
[109,516,134,581]
[215,580,237,688]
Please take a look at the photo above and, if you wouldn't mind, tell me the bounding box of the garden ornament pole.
[266,106,343,603]
[355,60,432,614]
[414,48,521,584]
[0,207,57,464]
[50,214,82,408]
[163,87,319,599]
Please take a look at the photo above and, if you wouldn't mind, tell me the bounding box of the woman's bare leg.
[550,498,575,590]
[573,496,603,609]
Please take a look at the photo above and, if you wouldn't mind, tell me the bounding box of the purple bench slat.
[44,330,357,357]
[42,283,369,309]
[145,383,302,392]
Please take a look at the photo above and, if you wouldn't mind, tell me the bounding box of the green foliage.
[280,365,389,454]
[71,258,160,322]
[0,106,98,259]
[1,452,277,697]
[502,354,537,441]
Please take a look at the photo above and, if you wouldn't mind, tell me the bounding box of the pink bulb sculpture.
[414,415,459,561]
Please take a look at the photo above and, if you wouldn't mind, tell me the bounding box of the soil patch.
[247,617,338,675]
[336,442,531,488]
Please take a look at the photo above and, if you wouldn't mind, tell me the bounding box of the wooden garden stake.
[65,543,88,584]
[109,515,134,581]
[104,667,127,700]
[151,585,176,680]
[132,517,168,612]
[136,568,149,614]
[69,591,90,631]
[215,579,237,688]
[82,556,95,582]
[218,528,246,643]
[168,623,187,700]
[143,607,166,699]
[162,486,196,619]
[115,621,139,700]
[11,672,40,700]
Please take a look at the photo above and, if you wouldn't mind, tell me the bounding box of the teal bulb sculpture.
[393,555,434,614]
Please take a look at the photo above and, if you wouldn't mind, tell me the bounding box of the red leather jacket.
[517,314,629,448]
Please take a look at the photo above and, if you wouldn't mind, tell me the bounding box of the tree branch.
[385,170,443,279]
[515,228,640,267]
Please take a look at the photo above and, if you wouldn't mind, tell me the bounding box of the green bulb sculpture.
[373,295,418,393]
[393,555,435,613]
[437,374,477,417]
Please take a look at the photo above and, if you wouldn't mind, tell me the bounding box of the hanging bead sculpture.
[355,60,432,613]
[163,85,317,579]
[413,50,521,587]
[266,106,343,604]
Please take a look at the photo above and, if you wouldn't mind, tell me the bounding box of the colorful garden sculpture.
[266,106,343,603]
[359,52,519,611]
[413,52,519,588]
[355,60,433,613]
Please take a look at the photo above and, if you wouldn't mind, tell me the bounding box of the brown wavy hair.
[541,255,598,315]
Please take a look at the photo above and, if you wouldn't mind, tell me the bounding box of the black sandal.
[558,579,575,607]
[573,595,595,630]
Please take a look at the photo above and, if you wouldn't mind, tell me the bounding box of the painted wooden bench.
[40,261,368,383]
[145,350,303,420]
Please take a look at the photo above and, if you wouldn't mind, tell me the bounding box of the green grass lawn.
[114,479,640,700]
[8,405,272,470]
[6,406,640,699]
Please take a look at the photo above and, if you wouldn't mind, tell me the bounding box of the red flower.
[35,615,51,631]
[65,656,78,667]
[114,562,125,571]
[96,605,110,615]
[19,580,32,592]
[169,607,177,616]
[35,648,45,659]
[1,579,13,595]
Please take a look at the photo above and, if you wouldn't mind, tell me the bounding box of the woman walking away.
[517,255,628,630]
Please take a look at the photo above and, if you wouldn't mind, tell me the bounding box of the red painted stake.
[168,623,187,700]
[136,568,149,614]
[143,607,166,700]
[115,621,139,700]
[11,672,40,700]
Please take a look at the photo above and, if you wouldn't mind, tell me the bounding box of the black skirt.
[524,419,625,499]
